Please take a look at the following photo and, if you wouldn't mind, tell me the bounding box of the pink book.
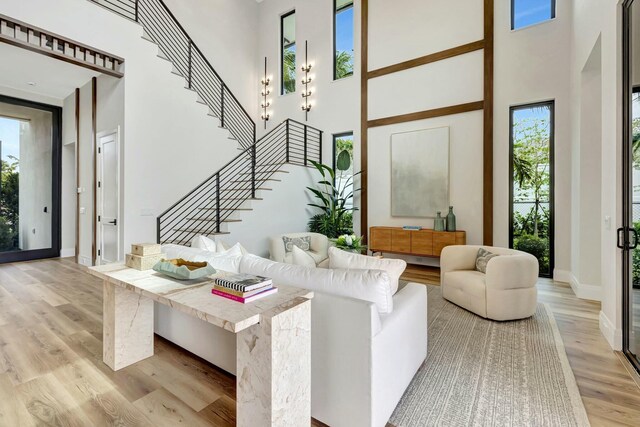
[211,287,278,303]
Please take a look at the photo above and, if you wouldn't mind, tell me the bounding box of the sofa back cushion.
[239,254,393,314]
[328,247,406,295]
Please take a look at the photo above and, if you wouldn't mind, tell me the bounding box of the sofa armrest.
[310,292,380,427]
[440,245,481,278]
[485,253,538,290]
[310,233,329,258]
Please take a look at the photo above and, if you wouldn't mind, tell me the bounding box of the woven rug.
[389,284,590,427]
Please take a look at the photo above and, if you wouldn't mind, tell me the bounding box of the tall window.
[511,0,555,30]
[334,0,354,80]
[509,102,554,277]
[281,11,296,95]
[333,132,354,209]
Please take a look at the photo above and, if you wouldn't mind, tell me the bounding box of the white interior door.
[96,129,120,265]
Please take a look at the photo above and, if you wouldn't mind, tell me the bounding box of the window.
[333,132,354,209]
[281,11,296,95]
[334,0,354,80]
[509,101,554,277]
[511,0,555,30]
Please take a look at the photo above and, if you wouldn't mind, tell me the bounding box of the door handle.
[107,219,117,226]
[618,227,626,249]
[631,228,639,250]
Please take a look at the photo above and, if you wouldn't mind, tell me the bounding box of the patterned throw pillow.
[475,248,499,274]
[283,236,312,253]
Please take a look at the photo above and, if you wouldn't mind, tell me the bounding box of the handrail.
[89,0,256,148]
[156,119,323,245]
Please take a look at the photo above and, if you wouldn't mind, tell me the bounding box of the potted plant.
[306,152,361,238]
[332,234,367,253]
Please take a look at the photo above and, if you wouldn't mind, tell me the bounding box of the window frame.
[280,9,296,95]
[510,0,556,30]
[508,100,555,278]
[333,0,354,81]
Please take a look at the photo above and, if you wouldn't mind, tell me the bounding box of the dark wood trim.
[483,0,494,245]
[367,40,485,80]
[360,0,369,243]
[91,77,97,266]
[367,101,484,128]
[0,34,124,78]
[75,88,80,263]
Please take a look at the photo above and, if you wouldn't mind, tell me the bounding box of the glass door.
[623,0,640,373]
[0,95,61,263]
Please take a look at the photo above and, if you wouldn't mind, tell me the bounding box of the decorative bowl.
[152,258,216,280]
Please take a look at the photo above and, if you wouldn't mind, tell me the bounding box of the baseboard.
[599,310,623,350]
[60,248,76,258]
[553,269,601,301]
[78,255,92,267]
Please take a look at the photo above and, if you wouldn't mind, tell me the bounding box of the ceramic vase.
[446,206,456,231]
[434,212,445,231]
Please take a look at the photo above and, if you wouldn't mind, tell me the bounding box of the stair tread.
[172,229,231,235]
[238,171,289,175]
[220,188,272,191]
[229,179,281,183]
[187,218,242,223]
[199,207,253,211]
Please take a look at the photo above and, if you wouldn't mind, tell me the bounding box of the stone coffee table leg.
[236,297,312,427]
[103,280,155,371]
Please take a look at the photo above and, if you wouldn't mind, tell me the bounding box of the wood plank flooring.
[0,258,638,426]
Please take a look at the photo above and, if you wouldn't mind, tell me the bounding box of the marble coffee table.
[88,264,313,427]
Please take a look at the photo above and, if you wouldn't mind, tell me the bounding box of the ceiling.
[0,42,100,100]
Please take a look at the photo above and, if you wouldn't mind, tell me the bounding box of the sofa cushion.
[292,245,317,268]
[162,244,242,273]
[328,247,406,295]
[239,254,394,314]
[283,235,312,253]
[191,235,217,252]
[475,248,499,274]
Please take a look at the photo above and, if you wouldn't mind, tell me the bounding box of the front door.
[96,129,120,265]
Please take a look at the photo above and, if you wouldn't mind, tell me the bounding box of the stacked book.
[211,273,277,303]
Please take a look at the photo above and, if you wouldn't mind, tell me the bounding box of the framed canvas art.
[391,127,450,217]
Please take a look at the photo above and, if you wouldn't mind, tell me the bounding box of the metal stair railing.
[157,119,323,245]
[89,0,256,149]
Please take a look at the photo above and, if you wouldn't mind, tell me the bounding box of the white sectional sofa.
[157,244,428,427]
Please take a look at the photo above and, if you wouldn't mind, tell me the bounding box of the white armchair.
[440,245,539,321]
[269,232,330,267]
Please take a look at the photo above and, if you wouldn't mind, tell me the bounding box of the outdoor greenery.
[283,49,296,94]
[0,156,19,251]
[512,115,551,275]
[307,156,360,239]
[335,50,353,80]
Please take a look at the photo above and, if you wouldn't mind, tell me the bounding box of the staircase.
[88,0,324,245]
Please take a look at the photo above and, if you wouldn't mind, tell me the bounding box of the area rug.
[389,284,590,427]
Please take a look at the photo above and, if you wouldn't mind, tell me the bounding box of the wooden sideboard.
[369,226,466,258]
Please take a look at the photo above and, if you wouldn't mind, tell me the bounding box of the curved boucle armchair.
[440,245,539,321]
[269,232,330,267]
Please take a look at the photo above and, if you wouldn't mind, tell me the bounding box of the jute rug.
[389,284,590,427]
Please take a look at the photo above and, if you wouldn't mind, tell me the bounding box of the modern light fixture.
[301,40,312,121]
[261,56,271,129]
[27,81,36,86]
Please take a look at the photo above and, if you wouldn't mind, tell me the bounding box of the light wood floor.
[0,258,638,426]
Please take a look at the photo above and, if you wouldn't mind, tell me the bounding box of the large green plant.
[307,158,360,238]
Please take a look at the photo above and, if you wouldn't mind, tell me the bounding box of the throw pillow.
[190,235,217,252]
[283,236,312,253]
[216,240,249,255]
[475,248,499,274]
[291,245,317,268]
[328,246,406,295]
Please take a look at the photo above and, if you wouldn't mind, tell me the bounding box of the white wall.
[571,0,621,349]
[163,0,259,114]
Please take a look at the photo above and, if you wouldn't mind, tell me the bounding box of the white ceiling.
[0,42,100,100]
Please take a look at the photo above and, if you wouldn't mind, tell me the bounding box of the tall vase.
[446,206,456,232]
[434,212,445,231]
